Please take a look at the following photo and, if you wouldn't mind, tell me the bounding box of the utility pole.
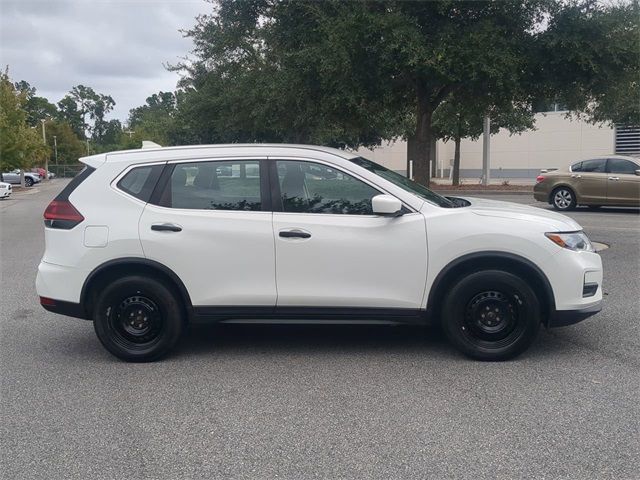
[482,116,491,186]
[53,135,58,165]
[40,119,48,182]
[125,130,135,138]
[86,139,90,155]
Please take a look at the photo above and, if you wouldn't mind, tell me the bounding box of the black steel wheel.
[93,276,184,362]
[442,270,541,360]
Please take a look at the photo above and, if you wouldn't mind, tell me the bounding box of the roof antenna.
[141,140,162,149]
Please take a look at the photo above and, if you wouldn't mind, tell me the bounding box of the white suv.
[36,144,603,362]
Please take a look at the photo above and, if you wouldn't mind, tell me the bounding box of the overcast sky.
[0,0,210,122]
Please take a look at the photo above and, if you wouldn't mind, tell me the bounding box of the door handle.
[279,230,311,239]
[571,174,581,178]
[151,223,182,232]
[608,176,620,181]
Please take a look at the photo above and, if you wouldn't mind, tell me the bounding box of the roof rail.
[141,141,162,149]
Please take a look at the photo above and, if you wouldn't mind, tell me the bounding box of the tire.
[93,275,185,362]
[551,186,576,211]
[24,178,34,187]
[441,270,541,361]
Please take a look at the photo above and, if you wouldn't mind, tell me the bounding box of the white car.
[36,144,603,362]
[0,181,11,199]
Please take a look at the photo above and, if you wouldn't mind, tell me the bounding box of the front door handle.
[151,223,182,232]
[279,230,311,239]
[571,174,582,178]
[608,176,620,181]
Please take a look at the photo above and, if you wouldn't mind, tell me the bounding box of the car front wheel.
[551,187,576,210]
[93,276,185,362]
[24,178,34,187]
[441,270,541,361]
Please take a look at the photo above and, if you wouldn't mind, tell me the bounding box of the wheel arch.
[80,258,193,320]
[427,251,556,325]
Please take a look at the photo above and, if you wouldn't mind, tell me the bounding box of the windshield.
[349,157,454,208]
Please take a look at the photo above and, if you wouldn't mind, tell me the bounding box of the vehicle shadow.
[540,205,639,214]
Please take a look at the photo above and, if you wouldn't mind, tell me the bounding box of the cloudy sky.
[0,0,210,121]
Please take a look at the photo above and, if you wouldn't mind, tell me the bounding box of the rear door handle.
[571,174,581,178]
[608,176,620,181]
[279,230,311,239]
[151,223,182,232]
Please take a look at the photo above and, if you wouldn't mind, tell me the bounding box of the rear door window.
[161,160,262,211]
[117,165,164,202]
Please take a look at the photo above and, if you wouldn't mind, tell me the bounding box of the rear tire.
[551,187,576,211]
[93,276,184,362]
[24,178,34,187]
[441,270,541,361]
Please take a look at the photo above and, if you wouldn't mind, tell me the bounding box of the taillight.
[536,175,545,183]
[44,200,84,229]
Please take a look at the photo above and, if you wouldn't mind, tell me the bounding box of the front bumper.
[548,300,602,327]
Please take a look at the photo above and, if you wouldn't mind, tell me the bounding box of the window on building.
[615,126,640,155]
[162,160,262,211]
[276,160,380,215]
[533,100,568,113]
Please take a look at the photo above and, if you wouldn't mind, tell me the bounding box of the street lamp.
[40,119,48,182]
[53,135,58,165]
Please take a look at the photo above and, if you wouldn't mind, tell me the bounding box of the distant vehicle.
[1,169,41,187]
[534,156,640,210]
[32,168,55,180]
[37,144,602,363]
[0,181,11,199]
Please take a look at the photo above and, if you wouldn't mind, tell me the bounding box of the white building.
[357,108,639,182]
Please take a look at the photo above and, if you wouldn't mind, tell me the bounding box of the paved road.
[1,182,639,479]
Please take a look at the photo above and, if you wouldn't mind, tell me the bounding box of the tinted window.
[608,158,638,174]
[117,165,163,202]
[166,160,261,211]
[580,159,606,173]
[571,162,583,172]
[277,160,379,215]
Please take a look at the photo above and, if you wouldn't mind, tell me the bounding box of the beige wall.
[356,112,615,176]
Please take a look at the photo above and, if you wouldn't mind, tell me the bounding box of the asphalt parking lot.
[1,181,639,479]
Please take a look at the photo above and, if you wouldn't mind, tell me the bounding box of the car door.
[571,158,608,204]
[138,158,277,308]
[270,158,428,310]
[606,158,640,206]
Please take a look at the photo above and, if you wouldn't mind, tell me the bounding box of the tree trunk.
[430,134,437,178]
[411,85,433,187]
[452,136,461,186]
[20,171,25,188]
[406,135,417,179]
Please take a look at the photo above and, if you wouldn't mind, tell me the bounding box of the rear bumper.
[40,298,89,320]
[548,300,602,327]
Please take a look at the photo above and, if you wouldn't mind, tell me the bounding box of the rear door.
[270,158,427,310]
[139,158,277,307]
[571,159,608,204]
[606,158,640,206]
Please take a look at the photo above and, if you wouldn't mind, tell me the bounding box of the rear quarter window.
[117,165,164,202]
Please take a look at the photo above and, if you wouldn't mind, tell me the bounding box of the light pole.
[40,119,49,182]
[53,135,58,165]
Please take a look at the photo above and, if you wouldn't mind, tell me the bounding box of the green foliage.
[57,85,115,143]
[45,120,86,164]
[14,81,57,127]
[0,70,48,172]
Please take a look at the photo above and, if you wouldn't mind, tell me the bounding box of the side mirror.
[372,194,403,216]
[635,169,640,176]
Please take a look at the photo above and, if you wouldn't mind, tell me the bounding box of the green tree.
[14,80,57,127]
[0,70,48,180]
[433,96,534,185]
[127,91,181,145]
[57,85,115,146]
[44,120,86,164]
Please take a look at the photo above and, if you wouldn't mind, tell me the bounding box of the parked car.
[36,144,602,362]
[0,181,11,199]
[32,167,56,180]
[1,169,41,187]
[534,156,640,210]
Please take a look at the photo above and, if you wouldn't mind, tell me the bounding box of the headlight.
[545,231,594,252]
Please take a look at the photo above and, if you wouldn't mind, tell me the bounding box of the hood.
[460,196,582,231]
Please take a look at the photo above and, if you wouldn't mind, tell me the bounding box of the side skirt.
[192,306,429,326]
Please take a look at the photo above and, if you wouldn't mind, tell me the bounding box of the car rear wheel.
[551,187,576,211]
[24,177,34,187]
[441,270,541,361]
[93,276,185,362]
